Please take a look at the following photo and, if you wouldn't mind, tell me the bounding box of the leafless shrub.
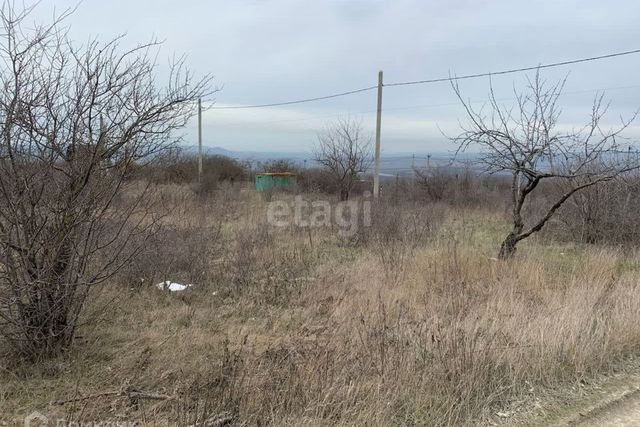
[222,226,311,304]
[172,337,247,426]
[414,166,454,202]
[0,3,213,359]
[368,200,443,284]
[139,152,249,198]
[258,159,300,174]
[226,227,271,295]
[120,220,222,290]
[297,167,340,195]
[403,166,512,210]
[547,173,640,245]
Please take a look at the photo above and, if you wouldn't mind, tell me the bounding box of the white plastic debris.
[155,281,192,292]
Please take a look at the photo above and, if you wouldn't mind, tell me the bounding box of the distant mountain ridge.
[180,145,481,176]
[181,145,311,162]
[181,145,469,161]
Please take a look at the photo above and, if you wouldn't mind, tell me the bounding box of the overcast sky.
[32,0,640,154]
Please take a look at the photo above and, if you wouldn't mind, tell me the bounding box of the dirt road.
[572,388,640,427]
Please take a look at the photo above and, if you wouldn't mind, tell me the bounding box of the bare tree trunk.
[499,232,519,259]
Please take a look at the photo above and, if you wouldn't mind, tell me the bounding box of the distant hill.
[206,146,238,157]
[190,146,240,157]
[181,145,311,163]
[180,145,482,176]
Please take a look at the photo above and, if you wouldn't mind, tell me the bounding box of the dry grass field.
[3,182,640,426]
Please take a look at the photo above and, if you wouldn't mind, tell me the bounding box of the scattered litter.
[155,281,193,292]
[488,257,500,262]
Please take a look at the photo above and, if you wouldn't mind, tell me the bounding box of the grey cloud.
[31,0,640,153]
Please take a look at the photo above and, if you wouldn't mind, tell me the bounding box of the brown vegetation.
[4,177,640,425]
[2,4,640,425]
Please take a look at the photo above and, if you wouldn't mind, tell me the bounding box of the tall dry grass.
[3,183,640,426]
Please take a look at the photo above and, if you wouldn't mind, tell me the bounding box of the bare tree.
[314,118,372,201]
[0,3,214,359]
[452,72,638,258]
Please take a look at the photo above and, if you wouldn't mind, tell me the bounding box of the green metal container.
[255,172,297,192]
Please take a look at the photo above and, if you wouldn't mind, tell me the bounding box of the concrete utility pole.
[198,98,203,183]
[373,70,383,198]
[411,153,416,185]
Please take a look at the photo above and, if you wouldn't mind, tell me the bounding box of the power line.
[208,85,377,110]
[208,48,640,110]
[385,48,640,87]
[206,83,640,128]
